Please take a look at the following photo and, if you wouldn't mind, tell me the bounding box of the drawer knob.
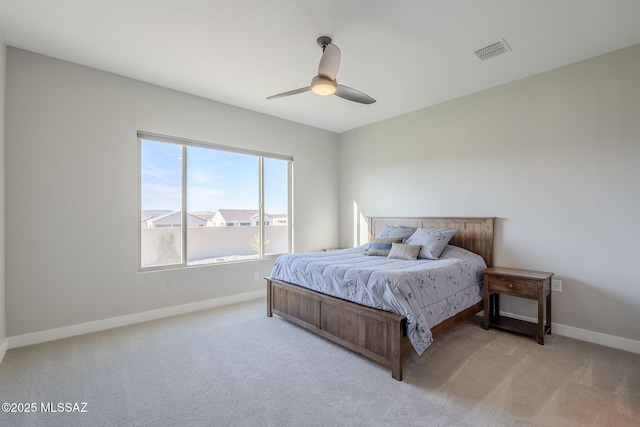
[508,283,514,289]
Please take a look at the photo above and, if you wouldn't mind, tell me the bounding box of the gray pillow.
[387,243,421,260]
[404,228,458,259]
[365,237,402,256]
[374,225,417,243]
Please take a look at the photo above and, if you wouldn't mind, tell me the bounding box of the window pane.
[186,147,259,265]
[264,158,289,255]
[140,140,183,268]
[139,132,292,270]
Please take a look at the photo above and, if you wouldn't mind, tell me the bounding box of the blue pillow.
[365,237,402,256]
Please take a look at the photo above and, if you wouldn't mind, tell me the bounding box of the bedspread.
[268,245,486,355]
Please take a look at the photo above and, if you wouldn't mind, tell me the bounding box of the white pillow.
[404,228,458,259]
[374,225,417,243]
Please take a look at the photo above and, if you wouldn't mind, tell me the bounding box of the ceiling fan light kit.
[311,76,336,96]
[266,36,376,104]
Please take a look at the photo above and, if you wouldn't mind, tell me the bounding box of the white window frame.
[138,131,293,271]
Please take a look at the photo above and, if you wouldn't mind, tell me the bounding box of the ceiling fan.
[266,36,376,105]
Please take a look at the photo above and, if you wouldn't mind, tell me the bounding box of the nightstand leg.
[546,292,552,335]
[537,291,544,345]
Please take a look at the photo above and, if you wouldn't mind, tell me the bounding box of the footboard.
[267,278,408,380]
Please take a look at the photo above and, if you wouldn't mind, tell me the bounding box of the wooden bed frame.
[266,217,495,380]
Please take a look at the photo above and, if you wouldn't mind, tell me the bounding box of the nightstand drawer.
[487,275,539,299]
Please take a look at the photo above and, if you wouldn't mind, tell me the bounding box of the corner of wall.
[0,339,7,365]
[0,30,7,362]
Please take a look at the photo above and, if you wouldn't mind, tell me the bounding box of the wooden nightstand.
[482,267,553,344]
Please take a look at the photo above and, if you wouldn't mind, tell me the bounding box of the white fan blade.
[266,86,311,100]
[318,43,341,80]
[335,84,376,104]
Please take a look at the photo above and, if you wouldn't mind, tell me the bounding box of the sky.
[141,139,289,214]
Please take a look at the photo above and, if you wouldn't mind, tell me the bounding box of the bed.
[266,216,494,380]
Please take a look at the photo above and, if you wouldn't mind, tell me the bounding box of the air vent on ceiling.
[474,39,511,61]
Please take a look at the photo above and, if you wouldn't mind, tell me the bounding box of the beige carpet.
[0,298,638,426]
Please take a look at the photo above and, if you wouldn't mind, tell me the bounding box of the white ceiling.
[1,1,640,133]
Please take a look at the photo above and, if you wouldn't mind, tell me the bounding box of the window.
[139,132,292,270]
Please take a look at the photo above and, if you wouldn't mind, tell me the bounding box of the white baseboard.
[0,338,7,364]
[6,290,266,350]
[500,312,640,355]
[6,296,639,356]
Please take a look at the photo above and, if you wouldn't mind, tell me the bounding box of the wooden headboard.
[367,217,495,267]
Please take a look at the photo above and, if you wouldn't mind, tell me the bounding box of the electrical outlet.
[551,279,562,292]
[253,272,260,281]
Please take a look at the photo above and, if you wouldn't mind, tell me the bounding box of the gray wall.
[339,44,640,343]
[5,48,339,337]
[0,32,6,354]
